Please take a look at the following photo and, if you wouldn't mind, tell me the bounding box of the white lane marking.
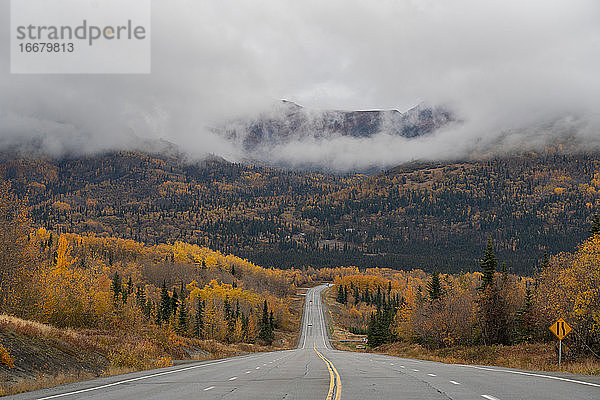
[427,373,437,377]
[229,377,237,381]
[203,386,215,391]
[449,380,461,385]
[35,358,240,400]
[481,396,500,400]
[460,364,600,388]
[245,371,252,374]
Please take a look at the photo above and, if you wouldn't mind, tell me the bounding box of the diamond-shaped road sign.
[549,318,572,340]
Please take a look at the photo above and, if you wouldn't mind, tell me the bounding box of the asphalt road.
[8,284,600,399]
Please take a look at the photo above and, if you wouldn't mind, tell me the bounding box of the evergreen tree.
[515,287,535,342]
[171,289,179,317]
[477,283,511,345]
[110,272,121,304]
[224,297,231,320]
[591,214,600,235]
[194,299,204,338]
[241,313,249,342]
[541,252,550,269]
[143,299,151,320]
[259,300,274,344]
[177,299,188,334]
[179,281,186,301]
[480,237,498,289]
[427,272,442,300]
[135,286,145,307]
[127,276,133,294]
[336,285,345,303]
[160,281,171,323]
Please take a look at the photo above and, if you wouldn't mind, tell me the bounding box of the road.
[8,284,600,399]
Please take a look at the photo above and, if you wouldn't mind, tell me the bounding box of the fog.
[1,0,599,170]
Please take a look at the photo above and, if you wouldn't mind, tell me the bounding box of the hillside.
[1,150,600,273]
[0,185,311,394]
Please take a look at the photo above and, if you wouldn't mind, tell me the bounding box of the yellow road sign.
[549,318,572,340]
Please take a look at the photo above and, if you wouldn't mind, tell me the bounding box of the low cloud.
[0,0,599,170]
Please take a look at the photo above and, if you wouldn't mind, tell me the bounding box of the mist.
[1,0,599,170]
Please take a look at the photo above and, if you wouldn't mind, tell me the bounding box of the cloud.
[0,0,599,169]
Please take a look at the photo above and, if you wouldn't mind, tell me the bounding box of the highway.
[8,284,600,399]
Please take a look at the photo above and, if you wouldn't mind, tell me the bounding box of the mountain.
[1,149,599,274]
[217,100,454,151]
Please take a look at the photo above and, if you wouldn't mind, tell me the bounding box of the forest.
[2,165,600,391]
[327,226,600,372]
[1,149,599,274]
[0,181,321,388]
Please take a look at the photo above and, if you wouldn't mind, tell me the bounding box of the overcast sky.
[1,0,599,169]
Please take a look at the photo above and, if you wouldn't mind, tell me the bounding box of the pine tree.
[259,300,274,345]
[194,299,204,338]
[177,299,188,334]
[336,285,345,303]
[179,281,185,301]
[515,287,535,342]
[110,272,121,304]
[160,281,171,324]
[135,286,145,308]
[427,272,442,300]
[541,252,550,269]
[477,283,511,345]
[143,299,151,320]
[171,289,179,317]
[591,214,600,235]
[224,297,231,320]
[480,237,498,289]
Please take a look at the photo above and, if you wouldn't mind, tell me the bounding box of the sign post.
[549,318,572,367]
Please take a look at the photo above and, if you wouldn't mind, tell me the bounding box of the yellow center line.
[314,345,342,400]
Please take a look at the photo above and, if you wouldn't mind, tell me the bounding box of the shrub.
[0,343,15,368]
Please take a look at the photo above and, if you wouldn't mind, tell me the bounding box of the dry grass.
[0,371,96,396]
[0,315,102,355]
[0,306,307,397]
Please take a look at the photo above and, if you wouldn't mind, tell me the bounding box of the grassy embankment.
[0,287,307,397]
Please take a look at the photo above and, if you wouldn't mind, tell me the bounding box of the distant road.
[8,285,600,399]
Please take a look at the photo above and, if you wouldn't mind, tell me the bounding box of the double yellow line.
[314,345,342,400]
